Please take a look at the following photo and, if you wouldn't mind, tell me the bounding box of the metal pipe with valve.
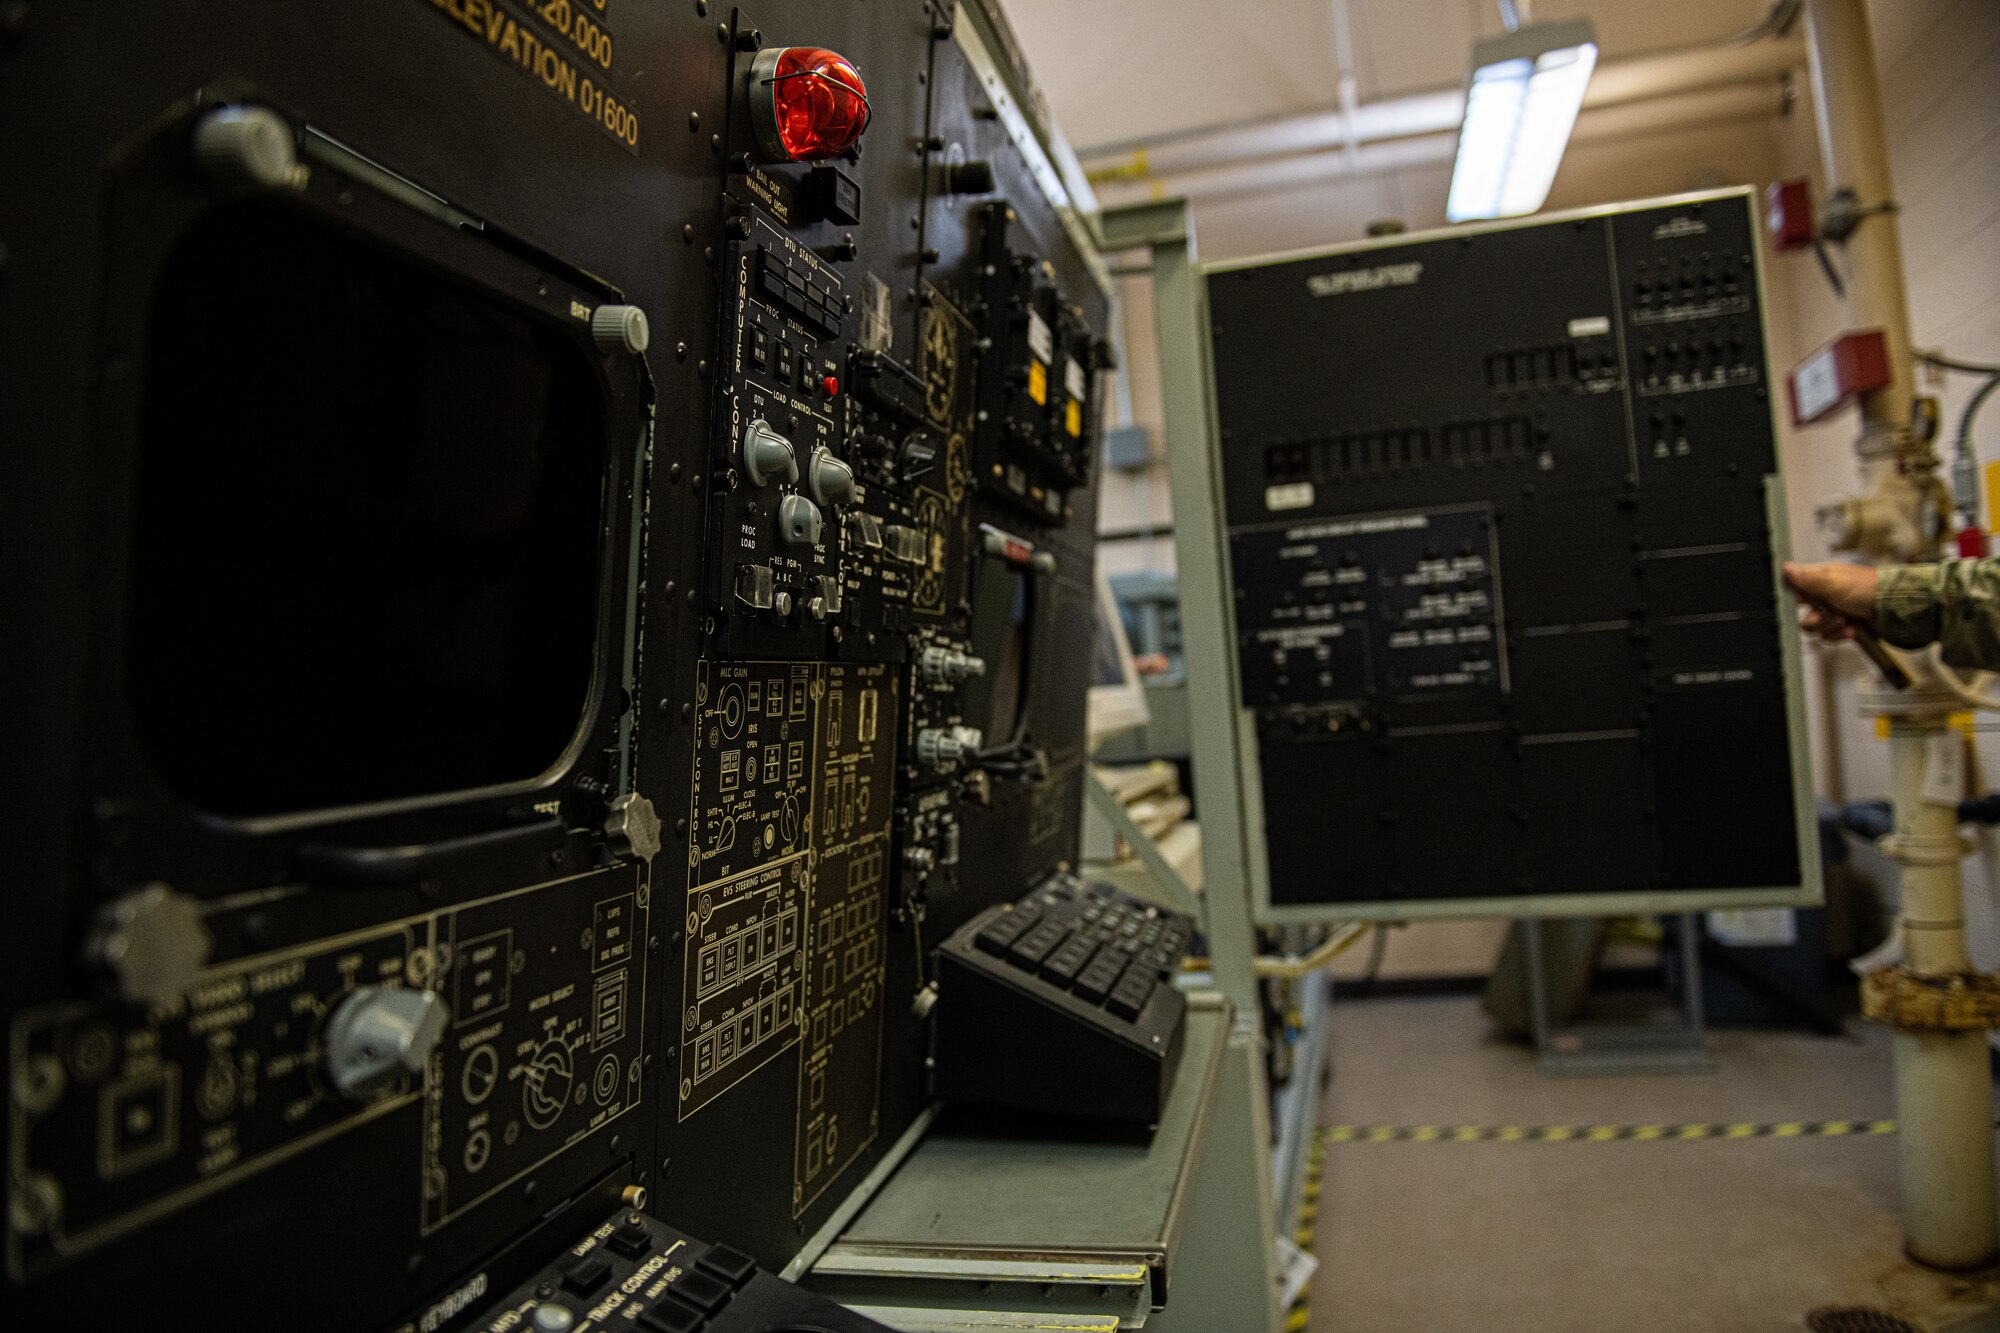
[1804,0,1998,1271]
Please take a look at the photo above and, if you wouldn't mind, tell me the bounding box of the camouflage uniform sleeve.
[1875,558,2000,670]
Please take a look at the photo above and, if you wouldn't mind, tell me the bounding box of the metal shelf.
[807,993,1233,1331]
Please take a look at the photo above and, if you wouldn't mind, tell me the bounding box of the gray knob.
[85,884,213,1009]
[191,105,298,190]
[323,987,448,1098]
[531,1305,577,1333]
[920,646,987,684]
[604,793,661,863]
[917,726,981,770]
[808,449,857,506]
[741,419,798,487]
[778,494,823,546]
[591,304,649,355]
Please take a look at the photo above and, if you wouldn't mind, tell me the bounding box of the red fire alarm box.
[1766,179,1815,251]
[1787,329,1891,425]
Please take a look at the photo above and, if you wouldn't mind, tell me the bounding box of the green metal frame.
[1100,198,1283,1333]
[1126,187,1823,927]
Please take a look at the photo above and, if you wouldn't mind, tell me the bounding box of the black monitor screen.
[129,201,608,818]
[966,558,1030,745]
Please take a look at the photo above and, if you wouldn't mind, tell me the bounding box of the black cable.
[1813,241,1846,299]
[1922,351,2000,377]
[1921,353,2000,521]
[1724,0,1802,46]
[1955,372,2000,486]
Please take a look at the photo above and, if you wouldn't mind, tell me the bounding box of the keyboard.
[932,875,1192,1125]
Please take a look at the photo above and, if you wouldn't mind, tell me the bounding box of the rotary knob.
[916,725,982,770]
[590,304,650,355]
[603,792,661,863]
[191,104,299,190]
[778,494,824,546]
[920,646,987,684]
[741,419,798,487]
[84,883,214,1009]
[808,449,857,506]
[322,987,448,1098]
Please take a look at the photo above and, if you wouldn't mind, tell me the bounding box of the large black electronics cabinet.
[1203,192,1815,919]
[0,3,1109,1328]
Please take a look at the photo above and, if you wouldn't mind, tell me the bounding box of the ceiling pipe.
[1091,80,1788,208]
[1081,37,1802,187]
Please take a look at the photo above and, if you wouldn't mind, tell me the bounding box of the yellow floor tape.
[1286,1136,1327,1331]
[1319,1118,1903,1144]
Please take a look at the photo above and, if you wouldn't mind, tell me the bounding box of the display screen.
[966,558,1030,745]
[130,201,608,817]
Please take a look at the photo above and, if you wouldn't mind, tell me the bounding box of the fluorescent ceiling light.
[1447,19,1598,223]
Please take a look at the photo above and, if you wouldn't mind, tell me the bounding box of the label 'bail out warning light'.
[748,46,871,163]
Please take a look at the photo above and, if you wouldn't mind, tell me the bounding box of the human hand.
[1781,560,1878,643]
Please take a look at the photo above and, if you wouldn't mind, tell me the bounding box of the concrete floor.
[1311,994,2000,1333]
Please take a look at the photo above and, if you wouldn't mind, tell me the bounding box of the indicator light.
[822,374,840,398]
[747,46,871,163]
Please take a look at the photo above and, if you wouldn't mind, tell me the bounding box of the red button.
[822,375,839,398]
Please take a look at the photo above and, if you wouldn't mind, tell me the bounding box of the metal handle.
[297,816,566,885]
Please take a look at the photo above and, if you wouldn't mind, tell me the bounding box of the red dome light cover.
[748,45,871,163]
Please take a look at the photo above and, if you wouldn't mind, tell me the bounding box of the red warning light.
[748,46,871,163]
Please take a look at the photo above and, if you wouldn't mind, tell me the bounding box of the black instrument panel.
[1207,194,1805,912]
[1,1,1109,1327]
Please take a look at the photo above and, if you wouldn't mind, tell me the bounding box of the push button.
[561,1256,612,1296]
[608,1211,654,1258]
[695,1242,759,1290]
[668,1267,733,1315]
[637,1302,705,1333]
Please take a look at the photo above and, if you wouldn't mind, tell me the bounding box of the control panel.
[450,1207,894,1333]
[1206,191,1807,912]
[3,0,1111,1326]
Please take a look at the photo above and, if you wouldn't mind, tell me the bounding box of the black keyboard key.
[1040,936,1097,985]
[1074,955,1126,1004]
[974,908,1036,957]
[1106,973,1157,1021]
[1008,921,1066,969]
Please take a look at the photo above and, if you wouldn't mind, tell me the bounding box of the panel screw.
[682,224,696,244]
[688,111,701,132]
[695,0,707,13]
[669,463,683,482]
[676,818,689,838]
